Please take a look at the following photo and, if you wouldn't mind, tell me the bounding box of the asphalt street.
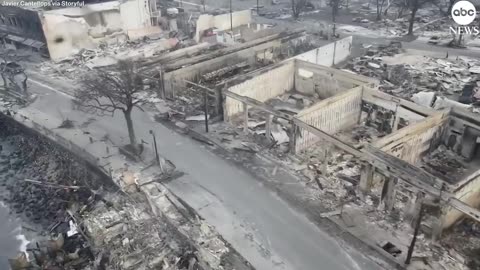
[24,70,383,270]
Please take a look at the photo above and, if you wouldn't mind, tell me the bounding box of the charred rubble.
[0,116,236,270]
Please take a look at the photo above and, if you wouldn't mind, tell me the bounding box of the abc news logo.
[450,0,479,35]
[453,6,475,17]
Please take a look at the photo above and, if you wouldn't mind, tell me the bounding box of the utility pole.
[230,0,233,32]
[204,89,209,133]
[257,0,259,14]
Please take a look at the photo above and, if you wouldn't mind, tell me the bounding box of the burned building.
[0,6,47,53]
[0,0,162,60]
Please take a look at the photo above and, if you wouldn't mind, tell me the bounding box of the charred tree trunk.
[447,0,455,13]
[123,108,138,150]
[292,0,299,19]
[408,5,418,35]
[21,76,27,93]
[332,0,339,36]
[376,0,381,20]
[1,73,7,90]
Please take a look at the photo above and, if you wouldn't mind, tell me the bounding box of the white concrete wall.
[295,87,363,153]
[195,10,252,42]
[225,61,295,120]
[294,36,353,66]
[102,10,122,31]
[41,13,96,61]
[120,0,160,38]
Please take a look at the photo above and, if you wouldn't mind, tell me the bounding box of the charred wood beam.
[363,145,480,224]
[362,87,435,120]
[162,29,305,72]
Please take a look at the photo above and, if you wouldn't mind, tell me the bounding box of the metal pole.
[150,130,160,165]
[204,89,209,133]
[405,199,424,265]
[230,0,233,32]
[257,0,259,14]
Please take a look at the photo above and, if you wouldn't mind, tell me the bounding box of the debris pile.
[0,111,252,270]
[0,117,115,269]
[83,195,204,270]
[351,16,447,37]
[347,42,480,102]
[38,37,182,81]
[421,145,467,181]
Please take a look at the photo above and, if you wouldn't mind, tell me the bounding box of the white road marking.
[28,78,74,99]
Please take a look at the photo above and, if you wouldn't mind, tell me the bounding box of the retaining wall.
[0,112,110,178]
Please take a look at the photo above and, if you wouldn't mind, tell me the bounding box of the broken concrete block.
[271,124,289,144]
[175,121,188,129]
[368,62,381,69]
[411,91,436,108]
[247,120,266,128]
[302,99,313,107]
[469,66,480,74]
[433,96,472,110]
[186,114,209,121]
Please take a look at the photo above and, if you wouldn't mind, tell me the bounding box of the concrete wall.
[293,36,353,66]
[225,61,295,120]
[295,67,356,97]
[295,87,363,153]
[41,13,97,61]
[373,112,449,165]
[295,60,378,98]
[443,171,480,228]
[195,10,252,42]
[120,0,161,39]
[164,39,281,97]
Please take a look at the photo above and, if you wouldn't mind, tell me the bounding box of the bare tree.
[406,0,435,35]
[291,0,307,19]
[330,0,341,36]
[74,60,146,153]
[376,0,388,20]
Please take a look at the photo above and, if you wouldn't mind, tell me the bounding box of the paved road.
[24,71,383,270]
